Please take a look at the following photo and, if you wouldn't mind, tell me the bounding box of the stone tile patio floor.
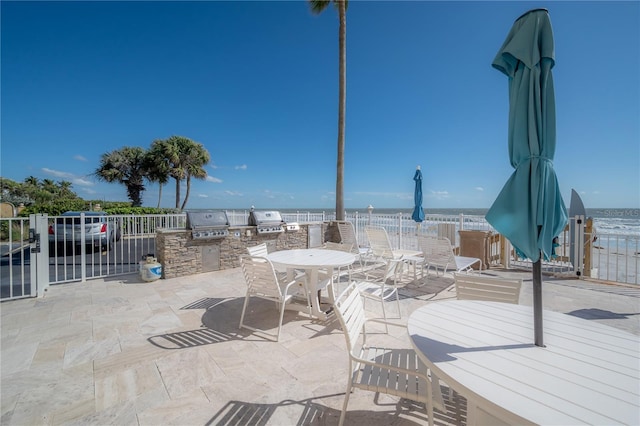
[1,266,639,425]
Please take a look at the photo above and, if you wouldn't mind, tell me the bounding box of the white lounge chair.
[336,221,372,269]
[364,226,422,282]
[417,235,482,277]
[332,281,444,426]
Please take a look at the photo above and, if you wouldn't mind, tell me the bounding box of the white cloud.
[74,155,88,162]
[210,163,218,169]
[235,164,247,170]
[197,194,209,198]
[475,187,484,192]
[73,178,94,187]
[42,168,95,186]
[41,168,74,179]
[225,190,243,196]
[206,176,223,183]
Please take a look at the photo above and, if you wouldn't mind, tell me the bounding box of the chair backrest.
[333,281,367,353]
[239,255,283,299]
[364,226,395,259]
[337,222,361,255]
[437,223,457,247]
[453,273,522,304]
[323,241,354,252]
[418,235,455,269]
[247,243,269,257]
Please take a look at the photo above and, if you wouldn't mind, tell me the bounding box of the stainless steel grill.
[248,210,285,234]
[186,211,230,240]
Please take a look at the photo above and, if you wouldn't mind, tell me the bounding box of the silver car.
[48,211,121,251]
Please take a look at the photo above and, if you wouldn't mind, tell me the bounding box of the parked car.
[48,211,121,251]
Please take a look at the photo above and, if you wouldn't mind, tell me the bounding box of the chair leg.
[276,298,287,342]
[427,380,435,426]
[239,292,250,329]
[379,295,389,333]
[339,380,353,426]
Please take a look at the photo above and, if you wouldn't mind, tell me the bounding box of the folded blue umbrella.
[412,167,425,223]
[486,8,568,263]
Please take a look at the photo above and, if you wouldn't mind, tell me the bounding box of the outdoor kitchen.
[155,210,325,279]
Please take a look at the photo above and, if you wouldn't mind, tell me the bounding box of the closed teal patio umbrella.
[486,8,568,346]
[412,166,425,227]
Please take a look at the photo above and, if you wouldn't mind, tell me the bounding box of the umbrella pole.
[533,253,545,347]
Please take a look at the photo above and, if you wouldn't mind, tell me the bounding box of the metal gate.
[1,213,186,302]
[1,216,35,301]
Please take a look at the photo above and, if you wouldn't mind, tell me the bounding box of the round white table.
[407,300,640,426]
[266,249,356,319]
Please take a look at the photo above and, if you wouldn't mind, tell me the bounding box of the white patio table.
[407,300,640,426]
[266,248,356,320]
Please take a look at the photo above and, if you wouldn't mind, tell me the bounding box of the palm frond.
[308,0,331,14]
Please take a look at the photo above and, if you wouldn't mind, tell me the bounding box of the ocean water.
[268,207,640,236]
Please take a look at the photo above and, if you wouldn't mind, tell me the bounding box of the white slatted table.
[266,249,356,320]
[408,300,640,426]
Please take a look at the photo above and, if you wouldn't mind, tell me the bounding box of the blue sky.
[1,1,638,211]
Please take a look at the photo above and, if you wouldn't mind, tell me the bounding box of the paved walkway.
[1,267,639,425]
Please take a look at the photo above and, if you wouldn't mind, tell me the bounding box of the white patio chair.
[333,281,444,426]
[247,243,305,283]
[316,241,354,300]
[364,226,422,282]
[353,257,405,332]
[453,273,522,304]
[246,242,269,257]
[336,221,371,264]
[417,235,482,277]
[238,254,310,341]
[322,242,354,279]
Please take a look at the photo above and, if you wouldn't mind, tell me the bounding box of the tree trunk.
[335,0,346,221]
[157,183,163,209]
[181,175,191,211]
[174,178,181,209]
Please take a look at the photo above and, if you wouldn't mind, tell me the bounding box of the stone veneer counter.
[155,223,326,279]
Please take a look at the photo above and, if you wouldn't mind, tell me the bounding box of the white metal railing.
[334,212,638,286]
[0,217,33,300]
[590,232,639,285]
[1,211,637,301]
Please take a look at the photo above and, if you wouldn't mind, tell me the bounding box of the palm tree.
[24,176,39,187]
[145,139,172,208]
[163,136,211,210]
[94,147,148,207]
[309,0,347,220]
[179,141,210,211]
[42,179,57,194]
[57,181,75,198]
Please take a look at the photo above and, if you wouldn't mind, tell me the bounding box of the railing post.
[459,213,465,231]
[33,214,50,297]
[80,213,87,282]
[573,215,585,277]
[584,218,593,277]
[354,211,359,244]
[397,212,403,249]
